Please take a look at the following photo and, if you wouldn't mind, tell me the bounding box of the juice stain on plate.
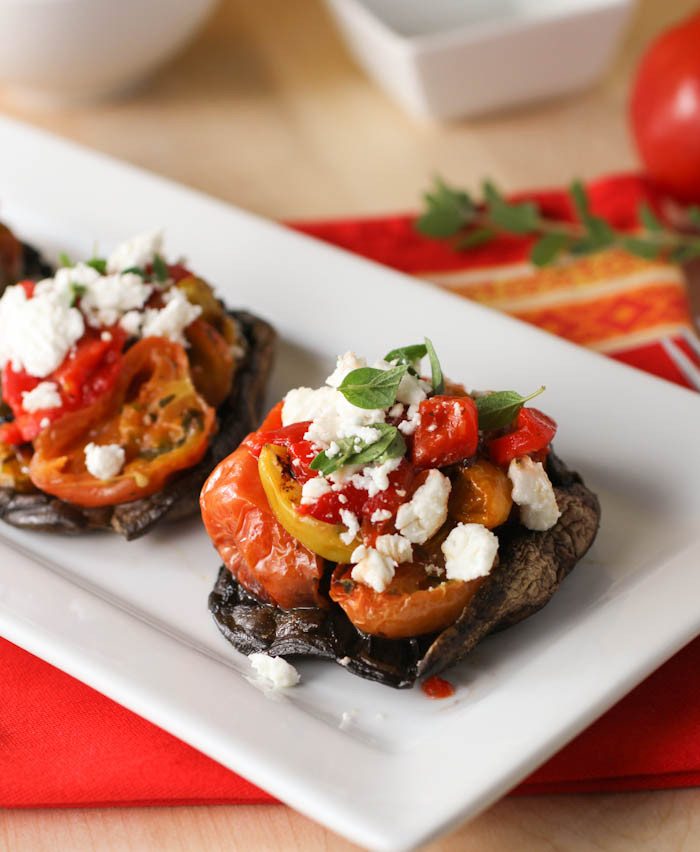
[421,676,454,699]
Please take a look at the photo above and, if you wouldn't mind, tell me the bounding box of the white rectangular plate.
[1,117,699,852]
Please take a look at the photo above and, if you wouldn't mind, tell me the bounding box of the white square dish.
[1,117,699,852]
[324,0,636,120]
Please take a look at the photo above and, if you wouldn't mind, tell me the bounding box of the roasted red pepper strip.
[412,395,479,469]
[488,407,557,466]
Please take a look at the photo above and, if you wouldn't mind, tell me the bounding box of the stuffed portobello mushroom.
[201,341,600,689]
[0,228,275,539]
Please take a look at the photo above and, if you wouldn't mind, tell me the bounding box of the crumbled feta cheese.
[508,456,561,531]
[395,469,451,544]
[119,310,143,337]
[396,372,427,406]
[107,229,164,274]
[21,381,62,413]
[84,442,125,480]
[39,417,50,430]
[139,287,201,346]
[326,440,341,458]
[301,476,332,504]
[350,544,368,562]
[0,282,85,377]
[370,508,392,523]
[398,403,421,436]
[343,456,402,497]
[375,534,413,564]
[388,403,404,419]
[339,509,360,545]
[338,493,347,504]
[350,546,395,592]
[424,563,445,578]
[101,330,113,342]
[441,523,499,582]
[326,351,367,388]
[80,271,152,328]
[248,652,300,688]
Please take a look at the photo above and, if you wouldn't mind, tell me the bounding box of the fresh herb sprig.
[310,423,406,476]
[475,387,545,431]
[417,176,700,267]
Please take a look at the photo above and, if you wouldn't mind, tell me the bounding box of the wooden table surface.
[2,0,699,849]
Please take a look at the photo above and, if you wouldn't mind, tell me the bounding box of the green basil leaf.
[352,424,402,466]
[457,227,495,250]
[375,430,407,465]
[424,336,444,395]
[122,265,146,277]
[310,424,404,476]
[622,237,660,260]
[639,202,662,233]
[152,253,169,282]
[309,438,356,476]
[338,364,407,409]
[475,386,545,431]
[86,257,108,275]
[384,343,427,370]
[58,251,72,268]
[531,232,568,266]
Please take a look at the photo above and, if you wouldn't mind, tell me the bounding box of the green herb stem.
[417,176,700,267]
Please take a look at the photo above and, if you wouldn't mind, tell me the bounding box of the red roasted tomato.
[200,403,327,610]
[412,395,478,469]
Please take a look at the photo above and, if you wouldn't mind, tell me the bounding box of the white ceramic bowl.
[324,0,636,121]
[0,0,218,106]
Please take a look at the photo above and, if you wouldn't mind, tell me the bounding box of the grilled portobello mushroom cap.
[0,310,276,539]
[209,450,600,688]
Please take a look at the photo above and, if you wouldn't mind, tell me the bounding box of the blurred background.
[0,0,696,220]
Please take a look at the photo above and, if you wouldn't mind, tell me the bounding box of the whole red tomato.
[630,9,700,203]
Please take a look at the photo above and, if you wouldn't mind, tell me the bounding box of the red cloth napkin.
[2,173,699,808]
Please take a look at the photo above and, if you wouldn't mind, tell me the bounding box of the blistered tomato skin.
[201,404,327,610]
[412,396,479,469]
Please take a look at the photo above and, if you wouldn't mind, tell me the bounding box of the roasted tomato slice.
[412,395,479,469]
[329,558,482,639]
[185,319,234,408]
[200,403,327,610]
[448,459,513,529]
[29,338,215,507]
